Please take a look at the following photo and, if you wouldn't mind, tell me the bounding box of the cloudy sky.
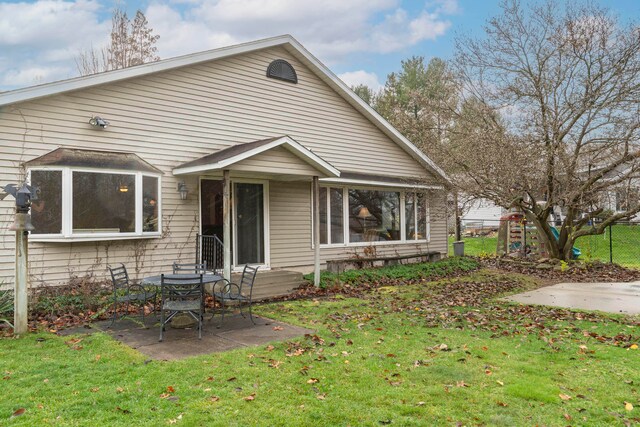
[1,0,639,92]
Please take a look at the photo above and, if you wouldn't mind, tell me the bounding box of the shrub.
[305,256,479,288]
[30,275,111,318]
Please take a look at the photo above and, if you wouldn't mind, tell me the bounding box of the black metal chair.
[212,265,259,327]
[159,274,204,341]
[172,262,208,274]
[107,263,157,326]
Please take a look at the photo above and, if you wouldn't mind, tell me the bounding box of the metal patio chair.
[159,274,204,341]
[172,261,208,274]
[107,263,157,327]
[212,265,259,327]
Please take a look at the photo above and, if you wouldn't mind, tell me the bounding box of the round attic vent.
[266,59,298,84]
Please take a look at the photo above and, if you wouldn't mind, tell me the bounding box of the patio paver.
[506,281,640,315]
[64,314,314,360]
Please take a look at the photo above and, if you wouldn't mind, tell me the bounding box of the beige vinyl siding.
[0,44,442,287]
[231,146,320,176]
[268,181,448,270]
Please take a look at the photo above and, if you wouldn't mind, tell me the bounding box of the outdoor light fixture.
[177,182,188,200]
[89,116,109,128]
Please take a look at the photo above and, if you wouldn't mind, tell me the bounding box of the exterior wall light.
[177,182,188,200]
[89,116,109,128]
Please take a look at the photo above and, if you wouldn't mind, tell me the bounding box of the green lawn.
[449,224,640,268]
[1,261,639,426]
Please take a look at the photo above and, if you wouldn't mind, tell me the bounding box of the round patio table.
[141,273,223,287]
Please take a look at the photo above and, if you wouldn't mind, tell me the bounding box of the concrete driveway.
[506,281,640,315]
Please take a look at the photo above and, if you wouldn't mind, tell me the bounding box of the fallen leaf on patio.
[273,326,284,331]
[209,396,220,402]
[307,378,319,384]
[244,393,256,401]
[559,394,572,401]
[625,402,634,411]
[11,408,25,417]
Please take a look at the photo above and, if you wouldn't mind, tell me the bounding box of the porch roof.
[320,172,445,190]
[172,136,341,178]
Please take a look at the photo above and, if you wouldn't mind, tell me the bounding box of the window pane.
[73,172,136,233]
[330,188,344,244]
[319,187,327,244]
[348,189,400,242]
[417,193,428,239]
[30,170,62,234]
[405,192,416,240]
[143,176,159,232]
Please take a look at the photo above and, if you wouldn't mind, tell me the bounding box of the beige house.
[0,35,449,291]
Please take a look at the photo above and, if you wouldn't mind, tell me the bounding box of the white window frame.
[27,166,162,242]
[317,185,431,248]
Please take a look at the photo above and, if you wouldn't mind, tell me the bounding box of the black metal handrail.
[196,234,224,274]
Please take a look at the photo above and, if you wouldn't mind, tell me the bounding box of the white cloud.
[0,0,458,91]
[338,70,383,91]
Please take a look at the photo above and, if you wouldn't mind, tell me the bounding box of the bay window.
[317,186,430,246]
[29,168,161,240]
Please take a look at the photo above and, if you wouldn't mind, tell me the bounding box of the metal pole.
[12,215,30,335]
[222,170,231,281]
[313,176,321,287]
[609,223,613,264]
[522,217,527,257]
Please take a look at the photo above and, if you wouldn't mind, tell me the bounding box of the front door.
[233,181,268,266]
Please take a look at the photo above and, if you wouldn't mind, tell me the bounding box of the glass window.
[417,193,428,240]
[348,189,400,242]
[405,192,416,239]
[30,170,62,234]
[73,172,136,233]
[319,187,328,244]
[143,176,159,232]
[330,188,344,244]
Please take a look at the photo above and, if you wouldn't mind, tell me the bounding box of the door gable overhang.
[173,136,340,178]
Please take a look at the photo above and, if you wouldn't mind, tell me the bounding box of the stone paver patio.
[65,314,314,360]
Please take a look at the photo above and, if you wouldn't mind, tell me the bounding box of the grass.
[449,224,640,268]
[1,264,639,426]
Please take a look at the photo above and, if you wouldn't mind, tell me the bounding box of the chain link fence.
[449,218,640,268]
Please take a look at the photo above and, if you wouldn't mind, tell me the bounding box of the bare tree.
[452,0,640,259]
[76,8,160,75]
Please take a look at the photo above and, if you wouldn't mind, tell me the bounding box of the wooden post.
[223,170,231,281]
[11,214,31,335]
[313,176,320,287]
